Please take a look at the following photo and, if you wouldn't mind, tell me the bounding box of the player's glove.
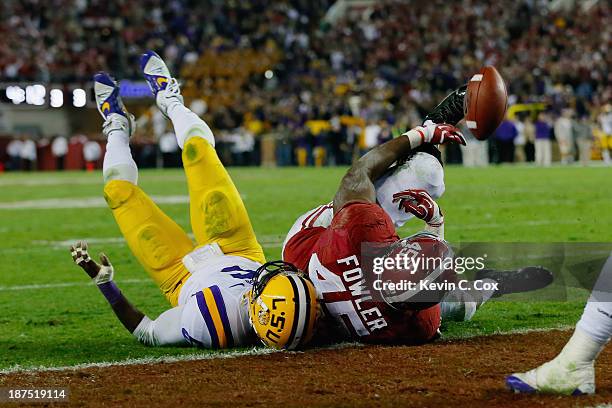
[402,122,466,148]
[70,241,114,285]
[392,189,445,240]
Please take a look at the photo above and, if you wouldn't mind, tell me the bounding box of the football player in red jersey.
[283,122,467,344]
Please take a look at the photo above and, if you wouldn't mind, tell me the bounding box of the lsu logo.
[264,297,287,344]
[156,77,168,88]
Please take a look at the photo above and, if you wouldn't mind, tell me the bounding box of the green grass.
[0,165,610,370]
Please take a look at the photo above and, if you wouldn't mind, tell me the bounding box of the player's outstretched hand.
[70,241,114,284]
[392,189,441,223]
[403,123,466,147]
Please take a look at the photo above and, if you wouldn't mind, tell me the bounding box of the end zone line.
[0,343,362,375]
[442,324,573,340]
[0,328,572,375]
[0,348,278,375]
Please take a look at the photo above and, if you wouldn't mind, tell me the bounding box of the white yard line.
[0,193,606,212]
[0,174,187,187]
[32,237,127,247]
[0,195,190,210]
[0,193,256,210]
[17,218,585,252]
[0,178,101,187]
[30,234,286,249]
[0,327,570,375]
[446,218,583,231]
[0,278,150,292]
[0,234,288,291]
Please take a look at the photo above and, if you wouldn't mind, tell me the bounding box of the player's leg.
[424,84,467,126]
[282,203,334,259]
[141,51,265,264]
[506,253,612,395]
[95,73,194,306]
[440,266,554,322]
[602,133,611,164]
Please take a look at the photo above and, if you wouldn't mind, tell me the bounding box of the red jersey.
[283,202,440,344]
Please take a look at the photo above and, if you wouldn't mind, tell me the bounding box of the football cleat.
[141,50,184,117]
[475,266,553,298]
[140,50,172,95]
[506,357,595,395]
[424,84,467,126]
[94,72,129,120]
[93,72,135,137]
[247,261,318,350]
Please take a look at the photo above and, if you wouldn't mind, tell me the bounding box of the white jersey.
[177,245,261,348]
[375,152,444,228]
[282,152,445,256]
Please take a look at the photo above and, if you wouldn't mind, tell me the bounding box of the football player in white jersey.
[283,152,553,325]
[282,86,467,252]
[281,144,490,326]
[73,51,317,350]
[283,90,553,325]
[282,150,447,251]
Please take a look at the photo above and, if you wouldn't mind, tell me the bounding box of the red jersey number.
[308,252,387,338]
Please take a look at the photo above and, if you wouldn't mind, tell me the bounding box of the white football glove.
[70,241,114,285]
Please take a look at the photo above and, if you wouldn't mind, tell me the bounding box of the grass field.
[0,165,610,372]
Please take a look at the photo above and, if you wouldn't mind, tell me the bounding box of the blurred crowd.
[1,134,106,172]
[459,107,612,167]
[0,0,610,168]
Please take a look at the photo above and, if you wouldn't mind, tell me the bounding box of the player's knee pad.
[136,224,179,270]
[103,180,136,209]
[182,133,213,166]
[201,189,234,236]
[136,224,185,270]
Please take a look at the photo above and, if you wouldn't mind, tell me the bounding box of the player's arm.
[333,123,465,213]
[70,242,187,347]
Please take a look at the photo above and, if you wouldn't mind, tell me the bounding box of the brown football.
[464,66,508,140]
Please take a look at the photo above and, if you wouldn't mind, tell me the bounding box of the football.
[464,66,508,140]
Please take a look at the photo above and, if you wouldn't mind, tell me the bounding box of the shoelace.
[102,114,127,135]
[166,78,181,96]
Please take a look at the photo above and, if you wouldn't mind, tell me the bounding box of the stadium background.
[1,1,612,406]
[0,0,610,170]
